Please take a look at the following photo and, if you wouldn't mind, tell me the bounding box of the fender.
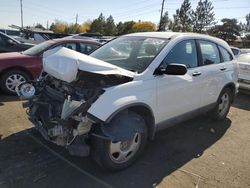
[87,79,157,122]
[88,102,156,140]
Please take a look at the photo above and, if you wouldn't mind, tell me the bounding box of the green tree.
[104,15,117,35]
[117,22,125,35]
[158,11,170,31]
[34,23,45,30]
[208,18,240,42]
[116,21,135,35]
[89,13,106,34]
[192,0,215,33]
[170,11,182,31]
[174,0,193,32]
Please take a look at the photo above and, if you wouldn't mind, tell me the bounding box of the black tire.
[91,112,148,171]
[211,88,233,121]
[0,69,30,95]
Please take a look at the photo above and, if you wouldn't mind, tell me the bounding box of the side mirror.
[156,64,187,75]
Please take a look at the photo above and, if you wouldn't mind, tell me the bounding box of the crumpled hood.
[43,47,135,83]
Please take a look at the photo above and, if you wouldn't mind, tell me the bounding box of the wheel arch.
[0,66,34,80]
[104,103,156,140]
[221,82,237,103]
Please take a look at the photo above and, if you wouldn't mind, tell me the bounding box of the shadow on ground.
[0,115,231,188]
[232,92,250,111]
[0,94,19,106]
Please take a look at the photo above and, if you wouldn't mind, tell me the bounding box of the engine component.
[48,125,64,137]
[16,82,36,99]
[74,117,92,136]
[20,71,132,157]
[61,96,84,119]
[48,125,69,146]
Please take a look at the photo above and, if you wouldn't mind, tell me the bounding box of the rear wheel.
[0,69,30,95]
[212,88,232,120]
[91,112,148,171]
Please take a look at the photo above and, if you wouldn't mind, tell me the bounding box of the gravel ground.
[0,93,249,188]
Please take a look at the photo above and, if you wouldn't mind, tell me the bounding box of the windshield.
[90,36,168,73]
[22,40,55,56]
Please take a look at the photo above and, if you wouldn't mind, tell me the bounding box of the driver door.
[155,39,204,126]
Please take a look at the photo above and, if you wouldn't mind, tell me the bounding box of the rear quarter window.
[219,46,233,62]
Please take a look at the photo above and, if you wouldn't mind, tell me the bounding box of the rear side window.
[62,43,77,51]
[231,48,240,56]
[164,40,198,68]
[219,46,233,62]
[198,40,220,65]
[79,43,98,55]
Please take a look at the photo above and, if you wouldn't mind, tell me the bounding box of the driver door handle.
[220,66,227,71]
[192,72,202,77]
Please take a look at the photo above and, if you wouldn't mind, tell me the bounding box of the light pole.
[20,0,23,28]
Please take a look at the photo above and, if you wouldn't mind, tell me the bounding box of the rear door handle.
[220,66,227,71]
[192,72,202,76]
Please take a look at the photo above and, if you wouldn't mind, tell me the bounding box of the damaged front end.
[17,71,132,156]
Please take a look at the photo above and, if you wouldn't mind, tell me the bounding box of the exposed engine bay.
[17,70,132,156]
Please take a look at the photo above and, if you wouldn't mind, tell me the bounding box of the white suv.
[17,32,239,171]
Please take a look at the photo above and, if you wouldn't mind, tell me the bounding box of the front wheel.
[212,88,232,120]
[91,112,148,171]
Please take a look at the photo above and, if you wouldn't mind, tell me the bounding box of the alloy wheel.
[5,74,26,92]
[109,133,141,164]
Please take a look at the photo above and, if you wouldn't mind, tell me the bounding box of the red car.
[0,38,101,94]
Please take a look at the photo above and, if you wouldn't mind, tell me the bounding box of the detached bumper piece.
[29,115,90,157]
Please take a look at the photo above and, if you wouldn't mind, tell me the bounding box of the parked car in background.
[230,46,241,57]
[240,48,250,54]
[0,31,34,53]
[0,28,21,38]
[236,53,250,91]
[17,32,239,171]
[0,38,101,94]
[68,32,115,44]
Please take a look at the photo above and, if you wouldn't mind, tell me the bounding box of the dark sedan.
[0,38,101,94]
[0,31,34,53]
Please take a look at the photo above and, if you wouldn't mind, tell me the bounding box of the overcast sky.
[0,0,249,29]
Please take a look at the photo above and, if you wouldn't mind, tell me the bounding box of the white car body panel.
[155,70,203,123]
[88,79,158,123]
[42,32,239,127]
[88,33,238,124]
[43,47,134,83]
[236,54,250,90]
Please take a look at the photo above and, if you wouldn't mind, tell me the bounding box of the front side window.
[199,40,220,65]
[90,36,168,73]
[163,40,198,68]
[219,46,233,62]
